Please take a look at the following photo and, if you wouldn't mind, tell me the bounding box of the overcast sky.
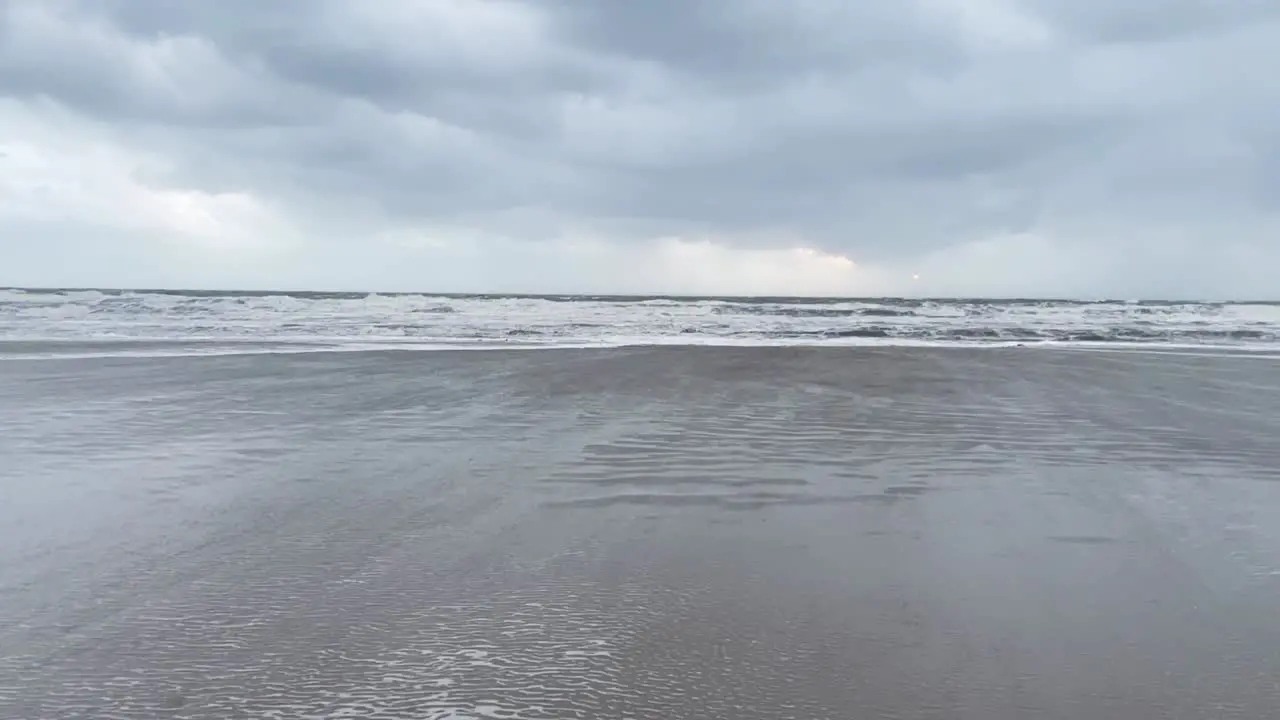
[2,0,1277,297]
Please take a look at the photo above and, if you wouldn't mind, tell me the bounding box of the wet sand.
[2,346,1279,718]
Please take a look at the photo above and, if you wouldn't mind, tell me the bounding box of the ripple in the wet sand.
[16,579,676,719]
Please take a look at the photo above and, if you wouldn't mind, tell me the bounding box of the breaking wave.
[2,288,1278,357]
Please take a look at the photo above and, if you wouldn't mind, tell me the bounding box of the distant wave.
[3,287,1279,357]
[712,304,916,318]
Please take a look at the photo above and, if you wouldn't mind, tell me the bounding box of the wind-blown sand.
[2,347,1279,718]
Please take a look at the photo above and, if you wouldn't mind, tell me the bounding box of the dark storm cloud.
[2,0,1279,273]
[544,0,967,85]
[1029,0,1278,43]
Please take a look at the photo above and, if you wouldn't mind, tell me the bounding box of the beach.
[2,346,1279,718]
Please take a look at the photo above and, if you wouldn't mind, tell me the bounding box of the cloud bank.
[2,0,1278,297]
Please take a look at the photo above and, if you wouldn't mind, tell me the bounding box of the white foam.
[2,290,1279,358]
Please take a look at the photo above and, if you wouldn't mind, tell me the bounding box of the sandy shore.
[2,347,1279,718]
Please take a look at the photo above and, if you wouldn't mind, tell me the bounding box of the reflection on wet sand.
[2,347,1279,718]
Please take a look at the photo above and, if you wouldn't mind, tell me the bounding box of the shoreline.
[3,338,1280,361]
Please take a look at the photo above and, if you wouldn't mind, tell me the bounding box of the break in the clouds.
[1,0,1278,297]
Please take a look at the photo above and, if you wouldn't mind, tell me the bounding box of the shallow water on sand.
[2,347,1279,718]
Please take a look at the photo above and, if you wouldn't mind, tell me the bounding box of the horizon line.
[4,286,1277,304]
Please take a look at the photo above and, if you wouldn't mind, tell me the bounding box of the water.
[2,288,1279,357]
[3,347,1280,718]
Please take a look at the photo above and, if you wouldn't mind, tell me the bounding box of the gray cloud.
[2,0,1279,297]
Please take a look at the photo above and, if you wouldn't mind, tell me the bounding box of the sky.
[1,0,1278,298]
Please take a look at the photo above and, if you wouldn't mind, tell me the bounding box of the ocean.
[2,292,1280,718]
[2,288,1280,357]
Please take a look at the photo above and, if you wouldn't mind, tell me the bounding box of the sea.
[2,287,1280,358]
